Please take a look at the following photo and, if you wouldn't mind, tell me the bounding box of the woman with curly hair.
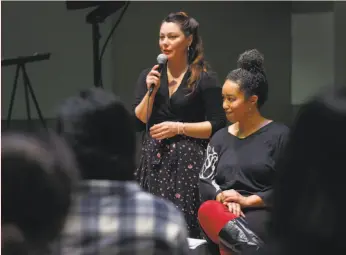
[198,49,289,254]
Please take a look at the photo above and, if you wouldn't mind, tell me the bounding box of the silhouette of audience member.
[2,131,79,255]
[257,86,346,255]
[54,88,190,255]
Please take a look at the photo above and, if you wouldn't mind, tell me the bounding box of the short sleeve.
[273,126,290,161]
[132,68,151,132]
[199,72,227,136]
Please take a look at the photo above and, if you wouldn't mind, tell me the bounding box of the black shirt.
[132,66,226,134]
[199,122,289,206]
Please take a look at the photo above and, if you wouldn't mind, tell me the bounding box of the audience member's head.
[270,85,346,254]
[56,87,136,181]
[1,131,79,255]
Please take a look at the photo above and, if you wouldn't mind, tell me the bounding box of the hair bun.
[237,49,265,74]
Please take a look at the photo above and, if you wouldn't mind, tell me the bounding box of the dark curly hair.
[226,49,268,108]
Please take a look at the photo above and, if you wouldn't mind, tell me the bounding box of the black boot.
[199,222,222,255]
[218,217,264,254]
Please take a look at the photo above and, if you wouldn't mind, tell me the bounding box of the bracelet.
[176,122,185,135]
[175,122,185,135]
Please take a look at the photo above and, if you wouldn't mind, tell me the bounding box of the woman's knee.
[198,200,239,242]
[198,200,223,223]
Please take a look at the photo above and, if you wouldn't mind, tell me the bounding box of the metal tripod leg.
[92,22,103,88]
[22,64,32,130]
[6,65,20,129]
[21,64,47,129]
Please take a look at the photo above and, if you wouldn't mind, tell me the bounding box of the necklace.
[167,67,188,85]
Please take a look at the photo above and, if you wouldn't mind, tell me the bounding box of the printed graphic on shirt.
[199,144,221,192]
[200,144,218,179]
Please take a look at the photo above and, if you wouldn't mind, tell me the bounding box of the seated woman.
[260,86,346,255]
[198,49,289,255]
[1,132,79,255]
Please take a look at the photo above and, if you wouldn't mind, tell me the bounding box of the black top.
[199,122,289,207]
[132,66,226,134]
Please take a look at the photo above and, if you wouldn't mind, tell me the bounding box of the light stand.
[66,1,127,88]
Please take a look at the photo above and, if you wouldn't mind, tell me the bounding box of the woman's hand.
[226,202,245,217]
[150,121,183,140]
[221,189,248,207]
[146,65,161,92]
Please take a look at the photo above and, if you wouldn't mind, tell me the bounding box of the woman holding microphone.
[133,11,226,238]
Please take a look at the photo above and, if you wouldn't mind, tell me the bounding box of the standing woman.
[133,12,226,237]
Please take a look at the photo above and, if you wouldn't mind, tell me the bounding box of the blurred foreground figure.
[54,88,190,255]
[1,131,79,255]
[258,85,346,255]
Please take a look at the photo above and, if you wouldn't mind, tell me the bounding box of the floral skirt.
[135,134,208,238]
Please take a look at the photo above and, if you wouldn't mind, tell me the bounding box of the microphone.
[148,54,168,96]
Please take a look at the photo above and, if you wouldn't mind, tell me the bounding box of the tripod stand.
[2,53,50,130]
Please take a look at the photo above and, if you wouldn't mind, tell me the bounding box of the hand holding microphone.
[146,65,161,95]
[147,54,168,96]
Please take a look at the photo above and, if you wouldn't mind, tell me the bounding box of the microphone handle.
[148,84,155,96]
[148,63,164,97]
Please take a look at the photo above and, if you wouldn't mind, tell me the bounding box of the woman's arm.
[200,72,227,137]
[178,121,212,139]
[175,72,227,138]
[222,190,266,208]
[243,195,265,208]
[135,91,156,124]
[133,67,161,131]
[184,72,228,139]
[150,121,213,140]
[132,69,151,132]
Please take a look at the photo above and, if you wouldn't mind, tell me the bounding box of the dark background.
[2,1,345,131]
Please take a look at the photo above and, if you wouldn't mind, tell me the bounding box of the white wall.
[291,12,334,105]
[1,1,113,119]
[334,2,346,87]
